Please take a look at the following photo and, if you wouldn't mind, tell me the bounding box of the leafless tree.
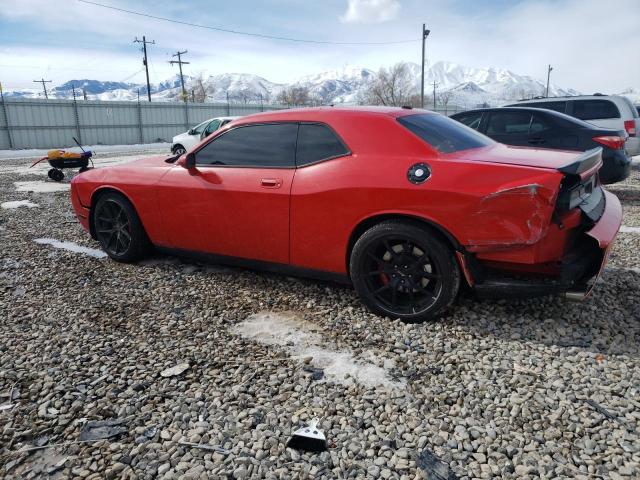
[277,86,312,106]
[191,73,209,103]
[438,90,455,114]
[358,62,420,107]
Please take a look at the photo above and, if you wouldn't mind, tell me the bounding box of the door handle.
[260,178,282,188]
[528,138,545,145]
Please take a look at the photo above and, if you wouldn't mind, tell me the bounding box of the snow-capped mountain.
[7,60,634,107]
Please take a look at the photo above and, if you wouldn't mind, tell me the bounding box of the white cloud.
[340,0,401,24]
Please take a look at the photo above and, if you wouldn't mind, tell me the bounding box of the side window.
[486,112,532,135]
[572,100,620,120]
[296,124,349,166]
[203,119,221,136]
[196,123,297,167]
[192,121,207,134]
[533,101,567,113]
[530,114,553,133]
[454,113,482,130]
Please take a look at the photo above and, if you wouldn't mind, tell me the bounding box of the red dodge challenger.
[70,107,622,322]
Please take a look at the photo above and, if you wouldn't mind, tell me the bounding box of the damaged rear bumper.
[471,189,622,300]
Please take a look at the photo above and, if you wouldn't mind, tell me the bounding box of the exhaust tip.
[561,289,588,302]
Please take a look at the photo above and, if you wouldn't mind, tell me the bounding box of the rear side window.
[486,112,531,135]
[398,114,494,154]
[196,123,297,167]
[532,101,567,113]
[530,114,554,133]
[453,112,482,130]
[571,100,620,120]
[296,123,349,166]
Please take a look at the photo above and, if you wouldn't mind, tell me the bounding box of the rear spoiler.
[557,147,603,180]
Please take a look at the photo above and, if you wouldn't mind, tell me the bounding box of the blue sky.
[0,0,638,92]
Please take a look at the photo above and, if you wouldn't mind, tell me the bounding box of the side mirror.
[184,152,196,169]
[188,128,195,135]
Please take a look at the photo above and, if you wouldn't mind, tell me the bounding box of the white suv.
[506,95,639,156]
[171,116,239,155]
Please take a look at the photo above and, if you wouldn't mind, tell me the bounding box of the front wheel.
[93,192,150,262]
[350,221,461,323]
[172,145,186,155]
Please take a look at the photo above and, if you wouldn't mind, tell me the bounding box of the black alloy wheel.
[350,221,460,322]
[93,192,150,262]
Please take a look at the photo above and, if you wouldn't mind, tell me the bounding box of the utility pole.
[420,23,431,109]
[545,65,553,98]
[33,78,52,99]
[169,50,189,103]
[134,36,155,102]
[432,81,439,109]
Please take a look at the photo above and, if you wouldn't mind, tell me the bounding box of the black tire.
[93,192,150,262]
[172,144,187,155]
[350,220,460,323]
[48,168,64,181]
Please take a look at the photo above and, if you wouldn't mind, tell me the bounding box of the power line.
[33,78,52,99]
[78,0,419,45]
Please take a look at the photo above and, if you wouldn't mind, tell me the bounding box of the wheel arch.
[88,186,137,240]
[345,213,463,274]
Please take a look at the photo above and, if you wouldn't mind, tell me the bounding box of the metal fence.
[0,98,289,150]
[0,98,468,150]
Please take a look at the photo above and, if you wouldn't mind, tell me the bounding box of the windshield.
[191,120,209,134]
[398,113,495,154]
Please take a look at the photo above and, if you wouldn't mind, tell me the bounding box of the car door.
[157,122,298,264]
[485,111,532,146]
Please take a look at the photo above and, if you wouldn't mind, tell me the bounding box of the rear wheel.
[350,221,460,322]
[93,192,150,262]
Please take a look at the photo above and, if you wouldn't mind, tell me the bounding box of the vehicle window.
[454,112,482,130]
[192,121,208,135]
[486,112,532,135]
[296,124,349,166]
[530,101,567,113]
[203,119,221,136]
[530,114,553,133]
[398,113,494,154]
[196,123,297,167]
[572,100,620,120]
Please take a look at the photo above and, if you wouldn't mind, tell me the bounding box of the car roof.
[451,106,598,128]
[231,106,429,124]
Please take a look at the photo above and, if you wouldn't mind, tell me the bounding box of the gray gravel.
[1,155,639,479]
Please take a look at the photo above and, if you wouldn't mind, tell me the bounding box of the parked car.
[171,116,238,155]
[451,107,631,184]
[71,107,621,322]
[505,95,639,157]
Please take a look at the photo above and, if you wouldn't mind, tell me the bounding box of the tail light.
[592,135,626,150]
[624,120,636,136]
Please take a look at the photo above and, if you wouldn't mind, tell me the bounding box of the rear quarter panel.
[290,115,564,274]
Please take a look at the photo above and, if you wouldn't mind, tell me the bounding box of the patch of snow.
[34,238,107,259]
[233,311,405,390]
[1,200,39,209]
[620,225,640,234]
[14,181,70,193]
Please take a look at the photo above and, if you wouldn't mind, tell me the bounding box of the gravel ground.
[0,153,639,479]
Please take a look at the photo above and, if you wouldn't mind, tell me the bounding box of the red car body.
[71,107,622,317]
